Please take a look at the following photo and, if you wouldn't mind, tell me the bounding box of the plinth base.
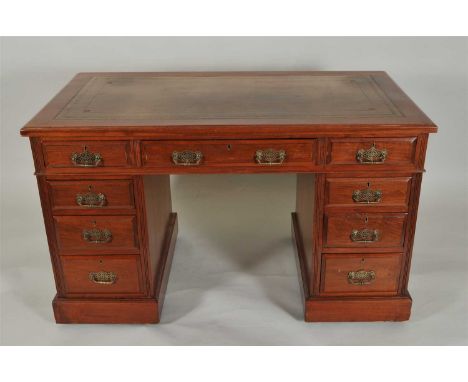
[53,213,178,324]
[291,212,412,322]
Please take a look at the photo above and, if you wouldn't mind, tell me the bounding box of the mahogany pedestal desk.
[21,72,437,323]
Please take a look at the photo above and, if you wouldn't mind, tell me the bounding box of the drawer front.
[60,255,144,296]
[327,138,417,167]
[321,253,402,295]
[141,139,317,169]
[324,213,406,248]
[48,180,135,211]
[43,141,132,168]
[325,177,411,210]
[54,215,139,254]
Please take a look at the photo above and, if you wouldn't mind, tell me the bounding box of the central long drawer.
[141,139,317,170]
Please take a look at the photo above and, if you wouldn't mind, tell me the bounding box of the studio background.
[1,37,467,345]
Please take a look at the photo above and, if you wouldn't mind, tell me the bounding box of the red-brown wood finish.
[48,179,135,213]
[60,254,144,296]
[141,176,173,295]
[325,176,411,211]
[21,72,436,323]
[42,140,133,168]
[141,139,317,171]
[305,296,412,322]
[320,253,403,295]
[54,215,140,254]
[53,297,160,324]
[327,138,417,166]
[324,213,407,249]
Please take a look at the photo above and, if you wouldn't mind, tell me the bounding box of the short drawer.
[327,138,417,167]
[141,139,317,169]
[60,255,144,296]
[325,177,411,210]
[48,180,135,212]
[320,253,403,295]
[324,213,406,248]
[42,141,132,168]
[54,215,139,254]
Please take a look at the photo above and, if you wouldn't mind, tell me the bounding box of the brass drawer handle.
[76,186,106,207]
[172,150,203,166]
[348,269,376,285]
[82,227,112,244]
[89,271,117,285]
[356,143,387,164]
[255,149,286,165]
[352,187,382,204]
[71,146,102,167]
[350,229,380,243]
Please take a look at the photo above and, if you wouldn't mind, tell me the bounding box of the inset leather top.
[20,71,437,138]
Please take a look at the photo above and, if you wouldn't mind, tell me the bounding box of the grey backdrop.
[1,37,467,345]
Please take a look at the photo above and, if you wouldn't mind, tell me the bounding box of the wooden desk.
[21,72,437,323]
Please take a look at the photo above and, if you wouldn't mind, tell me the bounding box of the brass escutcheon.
[76,185,106,207]
[255,148,286,165]
[347,269,376,285]
[71,146,102,167]
[89,271,117,285]
[350,228,380,243]
[82,227,112,244]
[352,187,382,204]
[356,143,387,164]
[172,150,203,166]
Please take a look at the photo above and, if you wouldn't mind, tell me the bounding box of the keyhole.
[92,220,97,226]
[364,216,368,224]
[367,181,371,188]
[88,185,93,192]
[227,144,232,151]
[99,260,103,264]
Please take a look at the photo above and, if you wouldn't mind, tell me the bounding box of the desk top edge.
[21,71,437,137]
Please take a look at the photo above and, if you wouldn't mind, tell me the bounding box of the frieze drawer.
[42,141,133,169]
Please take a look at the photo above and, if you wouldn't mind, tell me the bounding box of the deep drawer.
[42,141,132,169]
[60,255,144,296]
[324,213,407,249]
[327,138,417,168]
[320,253,403,296]
[141,139,317,170]
[325,177,411,210]
[54,215,139,254]
[48,179,135,212]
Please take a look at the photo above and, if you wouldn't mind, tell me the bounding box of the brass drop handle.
[350,228,380,243]
[82,225,112,244]
[172,150,203,166]
[76,185,107,207]
[352,182,382,204]
[255,149,286,165]
[89,271,117,285]
[356,143,387,164]
[347,269,376,285]
[71,146,102,167]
